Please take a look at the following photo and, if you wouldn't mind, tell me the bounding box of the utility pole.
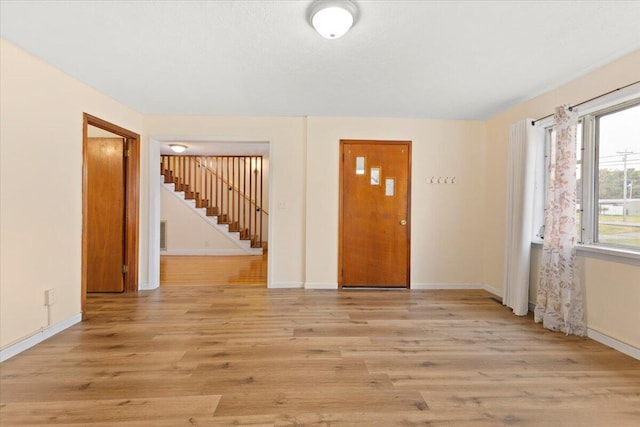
[617,149,635,222]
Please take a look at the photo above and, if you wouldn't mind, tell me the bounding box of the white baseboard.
[269,281,304,289]
[301,282,501,292]
[527,302,639,360]
[410,286,639,360]
[411,282,484,290]
[482,284,503,298]
[0,313,82,363]
[138,282,160,290]
[410,282,503,298]
[587,329,640,360]
[305,282,338,290]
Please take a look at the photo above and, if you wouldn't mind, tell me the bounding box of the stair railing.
[161,155,265,248]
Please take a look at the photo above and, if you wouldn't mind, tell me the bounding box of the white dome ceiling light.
[169,144,187,153]
[309,0,358,40]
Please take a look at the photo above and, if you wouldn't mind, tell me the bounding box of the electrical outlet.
[44,288,56,306]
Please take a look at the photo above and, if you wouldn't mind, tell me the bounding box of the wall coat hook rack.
[428,176,457,184]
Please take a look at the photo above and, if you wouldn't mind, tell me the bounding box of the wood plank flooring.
[160,254,267,285]
[2,286,640,426]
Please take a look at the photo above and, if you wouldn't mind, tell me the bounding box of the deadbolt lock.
[400,219,407,225]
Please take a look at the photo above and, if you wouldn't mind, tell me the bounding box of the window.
[538,98,640,252]
[595,103,640,248]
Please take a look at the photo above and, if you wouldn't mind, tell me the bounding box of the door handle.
[400,219,407,225]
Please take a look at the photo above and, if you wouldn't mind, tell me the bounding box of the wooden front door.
[87,137,126,292]
[339,140,411,288]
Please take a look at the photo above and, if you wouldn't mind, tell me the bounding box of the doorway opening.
[152,140,270,288]
[82,114,140,317]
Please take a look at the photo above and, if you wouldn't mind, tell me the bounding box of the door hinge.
[122,265,129,274]
[124,149,130,158]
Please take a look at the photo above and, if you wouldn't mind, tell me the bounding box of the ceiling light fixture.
[309,0,358,40]
[169,144,187,153]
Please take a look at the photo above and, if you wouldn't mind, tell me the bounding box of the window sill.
[531,241,640,266]
[575,244,640,265]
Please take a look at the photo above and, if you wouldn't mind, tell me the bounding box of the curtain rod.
[531,80,640,126]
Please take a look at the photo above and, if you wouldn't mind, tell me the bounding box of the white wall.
[529,246,640,349]
[147,116,486,290]
[160,185,239,253]
[484,49,640,349]
[0,39,143,349]
[305,117,486,288]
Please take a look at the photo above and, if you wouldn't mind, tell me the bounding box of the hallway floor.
[160,254,267,286]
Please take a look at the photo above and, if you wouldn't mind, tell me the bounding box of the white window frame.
[533,90,640,264]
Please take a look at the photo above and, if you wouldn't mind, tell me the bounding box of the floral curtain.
[534,105,586,336]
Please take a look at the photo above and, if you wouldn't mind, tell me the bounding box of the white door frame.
[146,136,273,289]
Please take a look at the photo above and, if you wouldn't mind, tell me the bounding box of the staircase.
[161,155,265,255]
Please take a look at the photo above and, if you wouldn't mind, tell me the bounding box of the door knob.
[400,219,407,225]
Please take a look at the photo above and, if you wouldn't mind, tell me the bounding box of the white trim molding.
[0,313,82,362]
[411,282,485,291]
[139,282,160,291]
[305,282,338,290]
[269,281,304,289]
[403,282,503,298]
[483,284,503,297]
[587,329,640,361]
[527,302,639,360]
[576,244,640,266]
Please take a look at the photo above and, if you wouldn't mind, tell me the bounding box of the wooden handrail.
[194,157,269,215]
[161,154,265,248]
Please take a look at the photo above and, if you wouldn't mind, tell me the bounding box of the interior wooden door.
[87,137,125,292]
[340,140,411,288]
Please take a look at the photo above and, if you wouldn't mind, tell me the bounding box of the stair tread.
[160,159,264,255]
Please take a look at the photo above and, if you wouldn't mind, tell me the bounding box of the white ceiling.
[2,1,640,120]
[158,141,270,156]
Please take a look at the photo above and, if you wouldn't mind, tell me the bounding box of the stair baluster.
[160,154,265,252]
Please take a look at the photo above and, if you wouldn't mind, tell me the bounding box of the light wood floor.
[1,286,640,426]
[160,254,267,286]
